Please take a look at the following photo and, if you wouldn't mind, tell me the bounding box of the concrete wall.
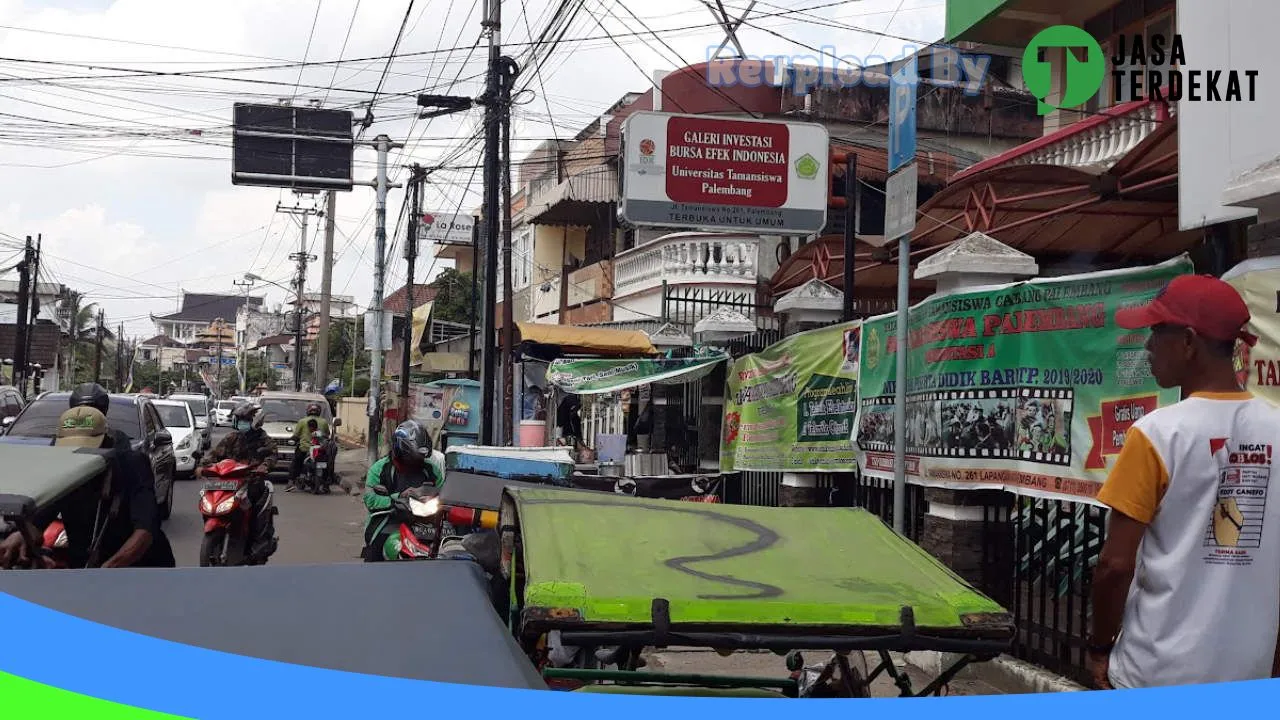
[336,397,367,445]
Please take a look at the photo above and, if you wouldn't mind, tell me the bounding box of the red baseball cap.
[1115,274,1258,346]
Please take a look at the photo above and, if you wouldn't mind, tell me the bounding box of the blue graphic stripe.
[2,589,1279,718]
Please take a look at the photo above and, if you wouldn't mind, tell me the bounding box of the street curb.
[898,651,1085,694]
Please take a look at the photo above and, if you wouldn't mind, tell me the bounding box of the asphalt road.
[165,427,369,567]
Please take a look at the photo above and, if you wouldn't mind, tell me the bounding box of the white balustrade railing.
[1010,101,1171,171]
[613,233,760,298]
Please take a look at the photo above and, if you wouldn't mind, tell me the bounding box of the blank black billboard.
[232,103,354,191]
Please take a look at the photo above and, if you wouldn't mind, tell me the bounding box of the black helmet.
[69,383,109,415]
[231,402,264,430]
[306,403,322,417]
[391,420,432,468]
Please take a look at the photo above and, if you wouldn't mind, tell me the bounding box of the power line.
[292,0,326,102]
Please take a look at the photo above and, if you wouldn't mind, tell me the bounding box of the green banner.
[720,322,861,472]
[545,350,728,395]
[856,256,1192,504]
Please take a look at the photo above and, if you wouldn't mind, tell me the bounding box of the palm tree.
[61,291,99,385]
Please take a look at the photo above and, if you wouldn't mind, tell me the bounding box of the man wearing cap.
[0,406,175,569]
[1087,274,1280,689]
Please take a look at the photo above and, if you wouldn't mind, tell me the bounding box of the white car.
[168,393,212,450]
[153,400,200,477]
[214,400,237,427]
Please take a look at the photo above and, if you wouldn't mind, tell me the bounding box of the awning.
[545,351,729,395]
[525,165,618,225]
[515,322,657,357]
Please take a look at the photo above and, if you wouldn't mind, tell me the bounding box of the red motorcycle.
[198,459,279,567]
[41,518,70,569]
[300,429,333,495]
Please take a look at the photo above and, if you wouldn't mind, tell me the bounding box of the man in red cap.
[1088,274,1279,690]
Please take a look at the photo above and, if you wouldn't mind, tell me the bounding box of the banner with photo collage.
[855,256,1193,505]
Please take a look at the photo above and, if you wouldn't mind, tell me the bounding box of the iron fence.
[978,494,1107,687]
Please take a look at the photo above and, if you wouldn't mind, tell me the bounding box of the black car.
[0,392,179,520]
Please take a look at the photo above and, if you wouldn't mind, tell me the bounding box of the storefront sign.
[546,350,729,395]
[1223,256,1280,405]
[620,111,829,234]
[720,322,861,472]
[417,212,475,246]
[855,256,1192,504]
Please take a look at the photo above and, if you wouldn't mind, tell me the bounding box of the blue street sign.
[888,56,918,174]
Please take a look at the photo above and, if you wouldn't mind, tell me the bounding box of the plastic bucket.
[518,420,546,447]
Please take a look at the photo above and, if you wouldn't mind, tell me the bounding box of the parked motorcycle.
[198,459,279,567]
[41,518,70,569]
[300,430,333,495]
[366,484,443,561]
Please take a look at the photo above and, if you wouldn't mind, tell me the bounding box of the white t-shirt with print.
[1097,391,1280,688]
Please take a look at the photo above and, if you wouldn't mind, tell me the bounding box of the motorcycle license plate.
[316,462,328,469]
[202,480,238,492]
[412,524,437,540]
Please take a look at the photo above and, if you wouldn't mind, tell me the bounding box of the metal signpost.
[887,57,918,535]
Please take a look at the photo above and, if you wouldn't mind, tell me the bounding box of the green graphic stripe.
[0,671,192,719]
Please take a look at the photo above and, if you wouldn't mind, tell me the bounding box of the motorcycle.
[300,431,333,495]
[198,459,279,567]
[41,518,70,569]
[365,484,443,561]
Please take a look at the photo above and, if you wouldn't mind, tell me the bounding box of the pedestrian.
[1088,274,1280,689]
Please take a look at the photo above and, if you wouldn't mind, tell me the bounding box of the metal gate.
[661,284,781,503]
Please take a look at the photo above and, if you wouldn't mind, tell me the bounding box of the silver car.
[257,391,337,470]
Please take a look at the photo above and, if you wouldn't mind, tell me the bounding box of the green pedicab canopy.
[505,487,1011,637]
[0,446,108,514]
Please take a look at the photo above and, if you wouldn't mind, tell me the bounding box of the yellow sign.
[1223,258,1280,406]
[409,300,434,367]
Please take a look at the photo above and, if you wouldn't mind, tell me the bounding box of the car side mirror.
[332,418,342,428]
[155,430,173,446]
[1,416,14,428]
[372,484,389,497]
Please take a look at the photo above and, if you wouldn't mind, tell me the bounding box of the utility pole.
[500,58,518,446]
[233,278,255,394]
[402,164,425,413]
[316,190,337,390]
[24,234,40,388]
[214,318,225,397]
[116,323,124,390]
[480,0,505,446]
[12,236,32,396]
[120,324,128,391]
[276,198,321,393]
[367,134,402,464]
[93,308,105,385]
[468,220,479,378]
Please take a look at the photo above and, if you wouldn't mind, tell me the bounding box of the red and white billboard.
[620,112,829,234]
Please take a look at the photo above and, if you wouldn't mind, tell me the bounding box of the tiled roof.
[383,284,438,314]
[139,334,188,348]
[153,292,264,323]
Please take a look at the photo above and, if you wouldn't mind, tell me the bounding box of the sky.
[0,0,944,339]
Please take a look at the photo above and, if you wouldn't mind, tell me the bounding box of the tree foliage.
[429,268,475,326]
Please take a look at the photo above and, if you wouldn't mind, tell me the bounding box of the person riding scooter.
[362,420,443,561]
[288,402,332,492]
[199,402,278,563]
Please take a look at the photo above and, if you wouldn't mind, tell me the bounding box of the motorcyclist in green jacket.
[362,420,443,561]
